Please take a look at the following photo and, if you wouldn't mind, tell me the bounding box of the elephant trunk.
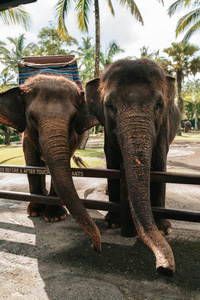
[39,116,101,252]
[117,113,175,276]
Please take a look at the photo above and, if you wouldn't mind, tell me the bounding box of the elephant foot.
[27,203,46,217]
[105,212,120,229]
[156,219,172,236]
[43,205,67,222]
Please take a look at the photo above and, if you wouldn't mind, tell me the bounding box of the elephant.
[0,74,101,252]
[183,120,191,133]
[85,59,181,275]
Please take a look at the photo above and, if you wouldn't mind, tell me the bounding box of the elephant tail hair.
[72,155,87,168]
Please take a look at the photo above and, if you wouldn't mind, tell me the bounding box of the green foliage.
[139,46,170,72]
[100,40,124,67]
[163,41,200,116]
[54,0,145,77]
[0,84,16,92]
[168,0,200,42]
[34,23,77,56]
[10,136,20,142]
[0,6,32,30]
[183,79,200,129]
[0,124,20,145]
[76,37,125,85]
[74,37,95,86]
[163,41,200,77]
[0,24,77,86]
[0,135,20,145]
[0,34,37,83]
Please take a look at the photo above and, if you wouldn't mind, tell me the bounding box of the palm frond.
[168,0,199,17]
[54,0,71,37]
[119,0,144,25]
[175,8,200,36]
[106,0,115,15]
[17,34,25,53]
[0,7,32,30]
[1,67,11,77]
[107,40,124,57]
[182,20,200,42]
[168,0,188,17]
[75,0,92,32]
[156,0,164,5]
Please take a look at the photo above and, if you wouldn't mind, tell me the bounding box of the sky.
[0,0,200,62]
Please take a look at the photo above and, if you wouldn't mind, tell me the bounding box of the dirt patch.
[0,139,200,300]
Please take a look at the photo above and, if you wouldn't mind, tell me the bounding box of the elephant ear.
[0,87,26,132]
[75,91,100,135]
[85,78,105,126]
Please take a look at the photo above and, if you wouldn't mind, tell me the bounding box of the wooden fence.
[0,164,199,236]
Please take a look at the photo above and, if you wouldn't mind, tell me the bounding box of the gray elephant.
[0,74,101,252]
[85,59,181,275]
[184,120,191,132]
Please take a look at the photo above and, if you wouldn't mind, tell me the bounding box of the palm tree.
[140,46,154,59]
[0,34,37,77]
[54,0,147,78]
[75,37,124,84]
[0,72,15,86]
[183,79,200,130]
[0,6,31,30]
[164,42,200,117]
[74,36,95,85]
[0,6,32,146]
[0,34,36,145]
[100,40,124,67]
[168,0,200,42]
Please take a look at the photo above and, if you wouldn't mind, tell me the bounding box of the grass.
[0,146,25,165]
[0,130,199,168]
[0,145,105,168]
[72,149,105,167]
[175,132,200,140]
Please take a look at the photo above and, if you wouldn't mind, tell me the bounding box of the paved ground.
[0,137,200,300]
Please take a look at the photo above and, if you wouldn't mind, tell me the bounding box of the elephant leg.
[151,130,171,235]
[23,134,47,216]
[43,180,68,222]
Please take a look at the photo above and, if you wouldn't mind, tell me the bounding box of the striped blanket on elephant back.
[18,55,83,90]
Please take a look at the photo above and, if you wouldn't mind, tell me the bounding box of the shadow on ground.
[0,204,200,300]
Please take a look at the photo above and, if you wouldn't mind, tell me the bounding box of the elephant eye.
[29,114,38,126]
[105,102,117,114]
[155,98,163,112]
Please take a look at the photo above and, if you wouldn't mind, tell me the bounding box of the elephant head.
[85,59,180,275]
[0,74,101,252]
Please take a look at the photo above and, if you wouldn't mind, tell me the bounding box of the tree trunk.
[194,107,198,130]
[176,69,183,136]
[4,126,11,145]
[94,0,100,78]
[78,130,90,149]
[176,69,184,113]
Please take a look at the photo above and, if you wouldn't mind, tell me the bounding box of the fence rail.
[0,164,199,237]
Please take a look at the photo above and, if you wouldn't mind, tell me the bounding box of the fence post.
[120,164,137,237]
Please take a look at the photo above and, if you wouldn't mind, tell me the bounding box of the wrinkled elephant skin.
[85,59,181,275]
[0,74,101,252]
